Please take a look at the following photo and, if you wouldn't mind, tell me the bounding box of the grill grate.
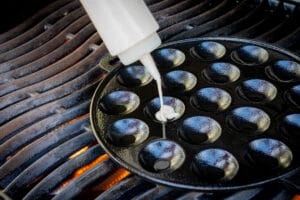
[0,0,299,199]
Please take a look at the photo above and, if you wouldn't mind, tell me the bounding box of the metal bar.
[0,22,96,88]
[255,7,300,42]
[0,44,105,114]
[168,0,256,41]
[0,132,96,189]
[95,177,155,200]
[234,2,285,38]
[0,116,89,166]
[0,0,74,44]
[5,143,103,200]
[159,0,230,40]
[135,185,187,200]
[0,101,90,169]
[0,8,85,72]
[0,1,81,57]
[23,145,104,200]
[0,83,97,144]
[202,1,266,37]
[53,159,117,200]
[158,0,212,30]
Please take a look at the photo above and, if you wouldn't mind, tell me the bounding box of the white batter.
[141,54,178,138]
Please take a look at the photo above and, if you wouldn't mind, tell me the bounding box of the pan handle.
[99,54,121,73]
[279,168,300,193]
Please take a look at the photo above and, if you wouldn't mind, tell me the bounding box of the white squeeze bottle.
[80,0,178,123]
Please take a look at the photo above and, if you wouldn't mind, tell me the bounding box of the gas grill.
[0,0,300,199]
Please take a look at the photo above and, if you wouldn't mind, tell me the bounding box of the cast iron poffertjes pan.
[90,37,300,192]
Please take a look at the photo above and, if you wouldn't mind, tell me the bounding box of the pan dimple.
[163,70,197,93]
[232,45,269,66]
[239,79,277,102]
[288,85,300,107]
[203,62,240,84]
[267,60,300,82]
[192,149,239,181]
[227,107,270,133]
[107,118,149,146]
[178,116,222,144]
[246,138,293,169]
[139,140,185,173]
[281,114,300,139]
[152,48,185,69]
[144,96,185,123]
[191,87,232,112]
[192,41,226,61]
[100,91,140,115]
[117,65,153,87]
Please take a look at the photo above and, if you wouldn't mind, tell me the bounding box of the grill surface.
[0,0,300,199]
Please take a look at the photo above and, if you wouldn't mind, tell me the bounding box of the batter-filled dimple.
[155,105,180,122]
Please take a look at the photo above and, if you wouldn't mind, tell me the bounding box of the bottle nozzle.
[140,53,161,82]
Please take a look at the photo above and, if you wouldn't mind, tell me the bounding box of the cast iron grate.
[0,0,299,199]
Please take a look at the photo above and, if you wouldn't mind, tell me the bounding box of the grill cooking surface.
[0,0,300,199]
